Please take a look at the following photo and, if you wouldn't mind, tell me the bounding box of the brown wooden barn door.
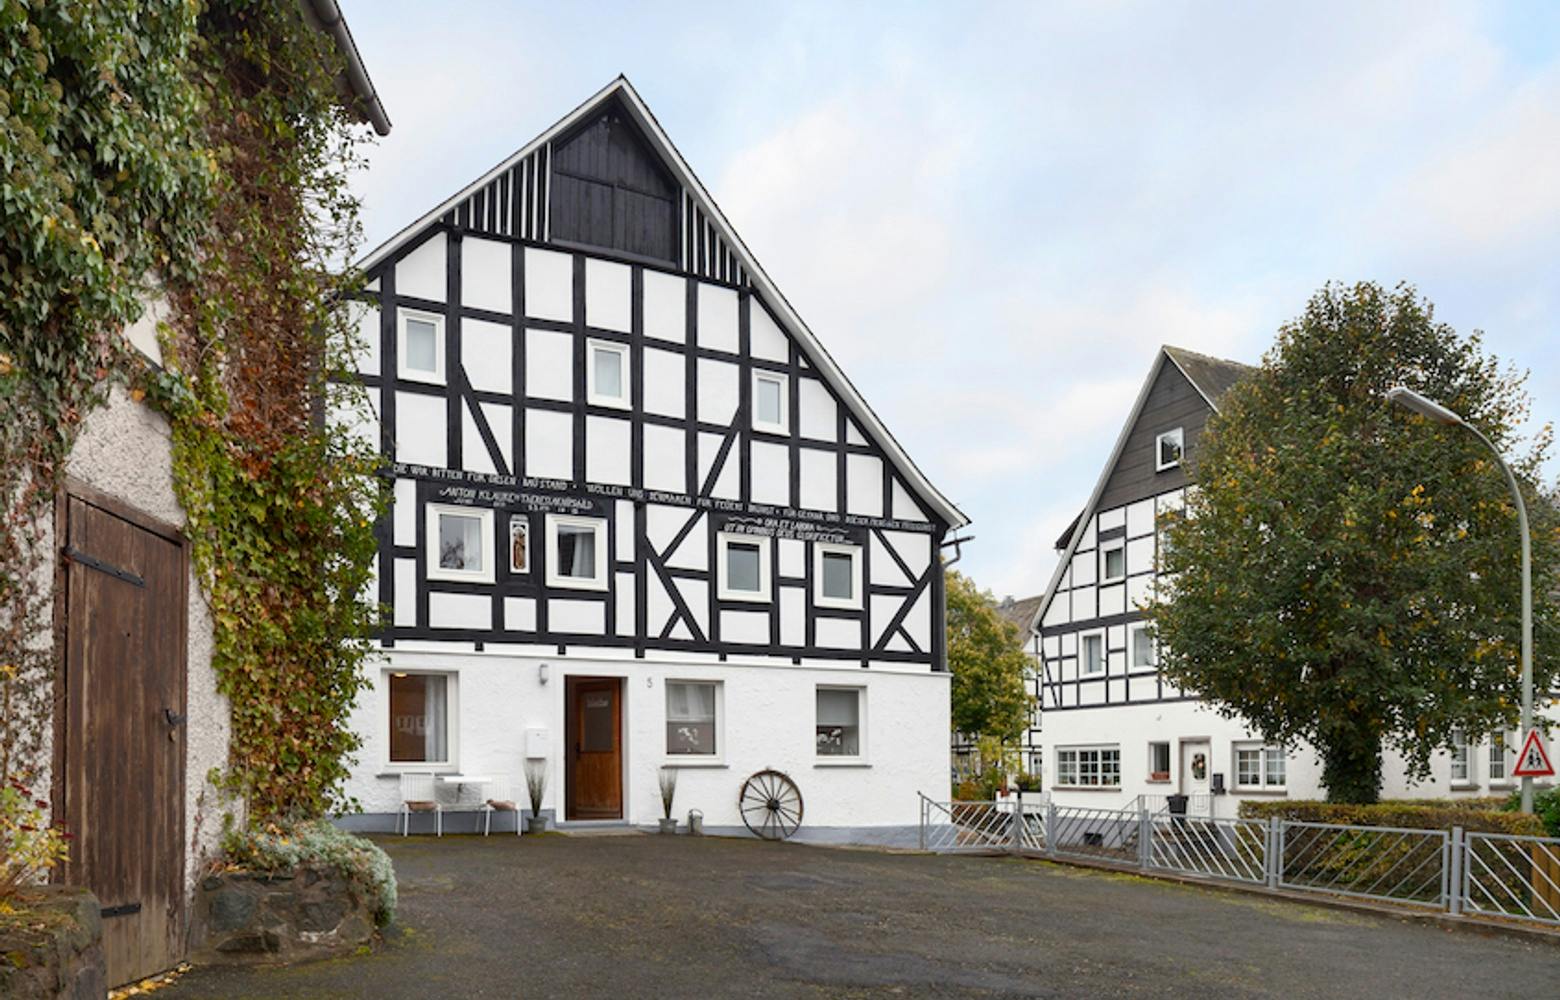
[566,677,622,820]
[59,491,187,987]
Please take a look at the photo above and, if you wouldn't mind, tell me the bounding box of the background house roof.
[1163,345,1253,408]
[996,594,1045,635]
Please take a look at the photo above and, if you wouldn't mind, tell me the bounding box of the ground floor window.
[1234,743,1286,790]
[1489,731,1513,782]
[1056,746,1120,787]
[1450,728,1471,783]
[816,687,863,758]
[388,671,452,765]
[666,681,719,756]
[1148,741,1171,782]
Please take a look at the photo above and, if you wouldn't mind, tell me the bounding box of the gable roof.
[357,76,967,530]
[1163,345,1250,409]
[996,594,1045,634]
[1028,345,1251,635]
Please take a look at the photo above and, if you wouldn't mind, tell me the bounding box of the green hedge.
[1237,799,1544,836]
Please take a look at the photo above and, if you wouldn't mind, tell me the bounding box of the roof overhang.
[301,0,391,136]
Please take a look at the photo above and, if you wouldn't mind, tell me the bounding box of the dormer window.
[1156,427,1184,471]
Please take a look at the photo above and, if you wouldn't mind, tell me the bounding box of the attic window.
[1156,428,1184,471]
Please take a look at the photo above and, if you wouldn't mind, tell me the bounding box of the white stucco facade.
[340,649,949,842]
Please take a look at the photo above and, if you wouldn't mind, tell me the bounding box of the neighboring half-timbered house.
[1030,345,1552,815]
[339,78,967,841]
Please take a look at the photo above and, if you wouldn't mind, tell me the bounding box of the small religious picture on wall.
[510,515,529,573]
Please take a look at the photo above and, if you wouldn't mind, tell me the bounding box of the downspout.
[303,0,392,136]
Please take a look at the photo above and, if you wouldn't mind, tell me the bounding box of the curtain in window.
[559,526,596,577]
[440,514,483,572]
[666,682,717,755]
[816,689,860,756]
[423,675,448,762]
[390,674,448,763]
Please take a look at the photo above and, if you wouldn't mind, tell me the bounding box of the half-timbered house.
[338,77,966,841]
[1030,345,1553,815]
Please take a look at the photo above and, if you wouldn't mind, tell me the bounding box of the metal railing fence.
[1276,821,1449,909]
[1463,831,1560,927]
[917,794,1560,932]
[1149,814,1268,884]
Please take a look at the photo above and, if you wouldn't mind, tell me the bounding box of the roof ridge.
[1162,343,1253,370]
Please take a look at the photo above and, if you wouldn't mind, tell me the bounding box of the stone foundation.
[189,866,374,964]
[0,886,107,1000]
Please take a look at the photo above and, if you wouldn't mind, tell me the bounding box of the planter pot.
[658,817,678,834]
[526,815,548,834]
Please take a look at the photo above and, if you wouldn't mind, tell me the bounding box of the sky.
[342,0,1560,602]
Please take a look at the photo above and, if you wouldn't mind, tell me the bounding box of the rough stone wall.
[187,867,375,964]
[0,885,107,1000]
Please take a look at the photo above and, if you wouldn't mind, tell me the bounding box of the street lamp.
[1386,386,1534,813]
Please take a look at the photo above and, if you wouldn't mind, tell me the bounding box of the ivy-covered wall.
[1,0,383,889]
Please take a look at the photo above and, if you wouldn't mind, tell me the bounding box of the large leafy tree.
[947,571,1034,745]
[1147,282,1560,803]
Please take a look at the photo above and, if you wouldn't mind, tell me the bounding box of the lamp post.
[1386,386,1534,814]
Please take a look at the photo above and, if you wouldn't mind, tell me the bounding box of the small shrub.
[0,781,69,900]
[1501,787,1560,838]
[221,820,397,926]
[1237,798,1544,836]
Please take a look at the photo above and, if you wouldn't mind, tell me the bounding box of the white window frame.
[1233,742,1287,791]
[425,503,494,583]
[383,668,459,771]
[1148,741,1171,782]
[1080,632,1105,676]
[1450,728,1473,786]
[1055,745,1120,788]
[586,338,631,409]
[1489,731,1514,785]
[815,685,866,764]
[1130,624,1156,668]
[752,370,789,434]
[1156,427,1184,471]
[544,513,609,591]
[717,531,772,603]
[1100,538,1126,582]
[813,542,862,610]
[397,308,446,384]
[664,679,724,765]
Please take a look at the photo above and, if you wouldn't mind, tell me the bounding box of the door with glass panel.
[566,677,622,819]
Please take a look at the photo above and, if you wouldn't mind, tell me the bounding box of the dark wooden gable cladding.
[549,99,679,264]
[1093,357,1213,513]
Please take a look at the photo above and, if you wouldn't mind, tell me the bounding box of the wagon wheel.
[739,769,803,840]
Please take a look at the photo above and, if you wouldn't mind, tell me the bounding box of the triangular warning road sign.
[1512,729,1555,778]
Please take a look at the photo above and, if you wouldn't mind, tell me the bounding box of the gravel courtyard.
[163,832,1556,999]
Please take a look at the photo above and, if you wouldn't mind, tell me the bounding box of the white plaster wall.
[62,384,232,891]
[341,650,947,838]
[1042,701,1560,820]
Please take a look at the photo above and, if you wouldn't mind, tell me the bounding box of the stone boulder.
[0,885,107,1000]
[189,865,375,965]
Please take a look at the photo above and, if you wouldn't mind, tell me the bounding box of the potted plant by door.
[524,759,549,833]
[657,766,679,834]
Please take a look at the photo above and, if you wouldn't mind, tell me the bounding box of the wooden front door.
[59,490,187,987]
[566,677,622,820]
